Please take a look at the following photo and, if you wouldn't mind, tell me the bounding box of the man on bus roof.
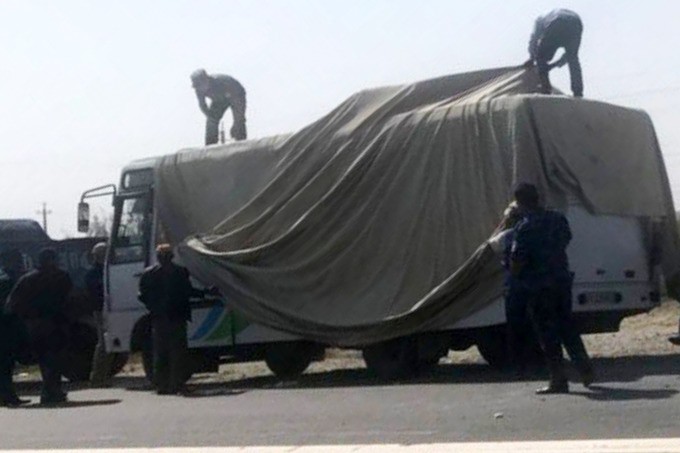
[525,9,584,97]
[191,69,247,145]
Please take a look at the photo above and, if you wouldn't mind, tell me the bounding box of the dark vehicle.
[0,219,124,381]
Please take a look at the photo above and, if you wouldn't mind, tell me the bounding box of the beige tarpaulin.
[156,66,680,346]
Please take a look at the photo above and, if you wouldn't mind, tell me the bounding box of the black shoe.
[1,396,30,408]
[40,393,68,405]
[156,389,174,395]
[535,382,569,395]
[669,335,680,346]
[580,367,595,388]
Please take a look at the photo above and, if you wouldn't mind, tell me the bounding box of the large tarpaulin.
[156,66,680,346]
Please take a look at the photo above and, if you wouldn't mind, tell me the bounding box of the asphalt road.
[2,354,680,450]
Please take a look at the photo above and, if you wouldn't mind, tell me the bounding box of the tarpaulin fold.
[155,67,680,346]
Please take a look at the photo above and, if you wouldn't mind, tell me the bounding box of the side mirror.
[77,202,90,233]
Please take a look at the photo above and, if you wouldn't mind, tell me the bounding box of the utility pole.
[36,202,52,235]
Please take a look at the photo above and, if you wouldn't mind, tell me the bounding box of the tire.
[362,337,418,380]
[264,341,318,379]
[61,322,98,382]
[476,330,511,369]
[476,326,543,369]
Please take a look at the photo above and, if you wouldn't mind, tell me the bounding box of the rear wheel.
[362,337,418,380]
[264,341,319,379]
[476,326,543,369]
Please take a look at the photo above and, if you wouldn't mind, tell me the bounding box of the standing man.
[525,9,583,97]
[87,242,114,387]
[191,69,247,145]
[6,248,72,405]
[0,250,30,407]
[138,244,197,395]
[508,183,593,394]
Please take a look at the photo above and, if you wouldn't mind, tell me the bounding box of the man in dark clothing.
[526,9,583,97]
[508,183,593,394]
[87,242,114,387]
[6,248,72,404]
[0,250,30,407]
[138,244,199,395]
[191,69,247,145]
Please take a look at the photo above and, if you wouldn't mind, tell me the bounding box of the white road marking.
[5,438,680,453]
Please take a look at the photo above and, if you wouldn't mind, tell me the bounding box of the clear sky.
[1,0,679,238]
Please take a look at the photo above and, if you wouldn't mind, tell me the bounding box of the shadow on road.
[13,399,122,409]
[207,353,680,391]
[12,353,680,400]
[571,384,678,401]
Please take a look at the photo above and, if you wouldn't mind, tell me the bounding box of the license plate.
[582,291,619,304]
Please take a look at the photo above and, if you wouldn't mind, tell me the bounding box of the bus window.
[112,197,149,263]
[122,169,154,190]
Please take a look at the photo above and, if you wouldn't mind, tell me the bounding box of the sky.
[1,0,680,238]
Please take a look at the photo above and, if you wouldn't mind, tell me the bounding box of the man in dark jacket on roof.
[138,244,202,395]
[6,248,72,405]
[525,9,583,97]
[191,69,247,145]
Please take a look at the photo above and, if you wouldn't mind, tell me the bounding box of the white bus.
[77,157,663,381]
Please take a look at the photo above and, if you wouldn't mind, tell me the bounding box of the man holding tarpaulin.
[507,183,593,394]
[525,8,583,97]
[138,244,203,395]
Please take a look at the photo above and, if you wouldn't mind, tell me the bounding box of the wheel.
[362,337,418,380]
[61,322,98,382]
[264,341,318,379]
[476,326,543,369]
[476,330,510,369]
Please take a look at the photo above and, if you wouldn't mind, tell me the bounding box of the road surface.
[1,354,680,450]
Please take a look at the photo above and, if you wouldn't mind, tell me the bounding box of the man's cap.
[156,243,173,254]
[513,182,540,204]
[190,68,208,83]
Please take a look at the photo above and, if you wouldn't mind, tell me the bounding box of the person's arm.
[196,93,211,117]
[181,268,205,299]
[528,17,542,61]
[137,271,150,307]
